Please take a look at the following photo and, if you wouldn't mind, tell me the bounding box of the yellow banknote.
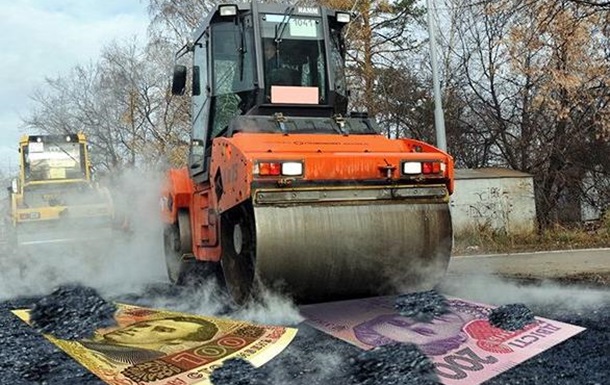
[13,303,297,385]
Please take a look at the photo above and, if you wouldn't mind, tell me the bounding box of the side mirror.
[11,178,18,194]
[172,65,187,95]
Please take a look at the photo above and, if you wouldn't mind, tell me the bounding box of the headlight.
[402,162,422,175]
[281,162,303,176]
[254,161,304,176]
[219,4,237,16]
[336,12,351,23]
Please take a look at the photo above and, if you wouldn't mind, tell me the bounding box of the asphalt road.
[448,248,610,280]
[0,248,608,384]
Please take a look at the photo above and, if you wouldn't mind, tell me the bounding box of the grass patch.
[453,214,610,255]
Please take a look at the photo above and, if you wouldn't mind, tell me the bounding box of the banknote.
[300,296,585,385]
[13,303,297,385]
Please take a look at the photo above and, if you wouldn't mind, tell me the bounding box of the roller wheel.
[220,203,257,305]
[164,210,195,284]
[164,210,221,286]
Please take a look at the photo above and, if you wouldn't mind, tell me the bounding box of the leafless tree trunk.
[440,0,610,225]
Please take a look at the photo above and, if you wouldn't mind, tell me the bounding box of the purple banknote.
[300,296,585,385]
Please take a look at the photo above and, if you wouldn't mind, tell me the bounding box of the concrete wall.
[580,172,608,222]
[450,168,536,234]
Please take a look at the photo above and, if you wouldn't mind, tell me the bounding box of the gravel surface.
[29,285,116,340]
[346,343,439,385]
[394,290,449,322]
[210,358,268,385]
[209,340,438,385]
[0,295,101,385]
[0,280,608,385]
[488,303,536,331]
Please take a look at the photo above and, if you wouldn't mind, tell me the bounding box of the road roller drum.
[252,202,452,302]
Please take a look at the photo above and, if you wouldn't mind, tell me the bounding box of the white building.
[450,168,536,235]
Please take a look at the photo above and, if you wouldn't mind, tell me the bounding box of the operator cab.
[21,135,88,183]
[260,13,328,105]
[172,3,375,182]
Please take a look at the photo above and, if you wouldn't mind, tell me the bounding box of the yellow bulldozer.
[7,133,115,252]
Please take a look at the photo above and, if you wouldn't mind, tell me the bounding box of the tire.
[163,222,185,284]
[220,202,259,305]
[164,210,220,286]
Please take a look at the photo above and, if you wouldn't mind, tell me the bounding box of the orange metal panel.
[192,189,221,261]
[211,139,253,213]
[160,168,194,224]
[223,133,454,188]
[163,131,454,264]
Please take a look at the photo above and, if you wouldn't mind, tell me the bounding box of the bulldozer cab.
[20,134,89,185]
[172,3,351,182]
[9,133,115,249]
[14,134,96,211]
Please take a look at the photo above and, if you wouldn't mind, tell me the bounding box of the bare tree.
[321,0,425,122]
[24,38,190,171]
[441,0,610,225]
[147,0,216,43]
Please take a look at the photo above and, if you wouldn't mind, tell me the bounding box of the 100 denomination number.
[435,347,499,380]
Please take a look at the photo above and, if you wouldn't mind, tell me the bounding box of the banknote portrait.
[353,299,491,355]
[80,315,219,365]
[302,296,585,385]
[13,304,298,385]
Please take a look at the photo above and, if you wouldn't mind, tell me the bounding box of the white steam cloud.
[231,287,304,326]
[0,164,305,327]
[0,168,168,300]
[138,282,303,326]
[440,273,609,309]
[133,280,230,316]
[439,255,610,311]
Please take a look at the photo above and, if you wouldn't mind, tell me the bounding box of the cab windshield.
[260,14,327,104]
[24,141,85,182]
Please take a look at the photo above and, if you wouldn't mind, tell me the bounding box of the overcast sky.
[0,0,150,174]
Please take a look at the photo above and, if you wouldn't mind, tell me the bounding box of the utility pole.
[426,0,447,151]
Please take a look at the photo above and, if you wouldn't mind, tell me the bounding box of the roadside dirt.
[535,271,610,287]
